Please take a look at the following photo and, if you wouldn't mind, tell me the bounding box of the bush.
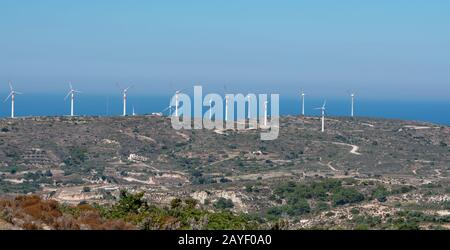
[106,190,149,218]
[214,198,234,210]
[286,199,310,216]
[332,188,364,206]
[372,186,389,202]
[170,198,182,209]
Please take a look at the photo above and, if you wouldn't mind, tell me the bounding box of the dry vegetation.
[0,195,134,230]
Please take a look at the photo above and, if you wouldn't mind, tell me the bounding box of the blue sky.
[0,0,449,100]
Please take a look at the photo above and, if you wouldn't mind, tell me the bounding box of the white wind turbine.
[225,95,229,122]
[223,84,229,122]
[264,100,268,127]
[174,88,189,117]
[247,96,251,119]
[350,92,356,117]
[315,100,327,132]
[209,99,213,120]
[247,95,254,129]
[64,82,81,116]
[120,85,133,116]
[4,82,23,118]
[160,101,174,116]
[300,89,306,116]
[175,90,181,117]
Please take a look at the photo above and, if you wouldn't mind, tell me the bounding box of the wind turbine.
[161,98,174,116]
[350,92,355,117]
[263,100,268,127]
[175,90,181,117]
[209,99,213,120]
[247,95,253,129]
[4,82,22,118]
[222,84,229,122]
[247,96,251,119]
[315,100,327,132]
[173,87,189,117]
[300,89,305,116]
[132,106,136,116]
[120,85,133,116]
[225,95,229,122]
[64,82,81,116]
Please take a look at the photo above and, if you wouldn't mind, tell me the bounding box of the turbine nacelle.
[123,86,133,94]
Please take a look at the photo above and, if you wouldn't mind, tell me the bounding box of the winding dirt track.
[332,142,361,155]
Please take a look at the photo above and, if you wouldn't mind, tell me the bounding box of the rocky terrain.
[0,115,449,229]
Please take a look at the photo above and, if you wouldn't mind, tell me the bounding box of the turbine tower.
[4,82,22,118]
[301,89,305,116]
[264,100,268,127]
[175,90,181,117]
[121,85,133,116]
[225,95,229,122]
[209,99,213,120]
[315,100,327,132]
[64,82,81,116]
[173,88,188,117]
[247,96,251,119]
[350,92,355,117]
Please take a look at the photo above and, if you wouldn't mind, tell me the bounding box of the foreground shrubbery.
[97,190,260,230]
[0,195,134,229]
[0,191,261,230]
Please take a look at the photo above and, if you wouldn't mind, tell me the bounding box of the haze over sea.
[0,94,448,126]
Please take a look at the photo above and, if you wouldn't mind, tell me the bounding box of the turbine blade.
[64,91,71,100]
[125,85,133,92]
[161,105,172,113]
[4,92,12,102]
[15,91,23,95]
[8,82,13,91]
[69,82,73,90]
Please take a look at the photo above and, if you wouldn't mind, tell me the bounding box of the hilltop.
[0,115,449,229]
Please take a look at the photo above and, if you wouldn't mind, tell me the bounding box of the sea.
[0,94,449,126]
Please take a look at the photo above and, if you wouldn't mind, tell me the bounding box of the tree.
[109,190,148,217]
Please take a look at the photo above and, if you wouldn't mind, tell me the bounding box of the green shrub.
[332,188,364,206]
[214,198,234,210]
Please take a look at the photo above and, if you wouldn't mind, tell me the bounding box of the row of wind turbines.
[3,82,134,118]
[161,89,271,127]
[3,82,357,133]
[301,90,356,132]
[165,89,356,132]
